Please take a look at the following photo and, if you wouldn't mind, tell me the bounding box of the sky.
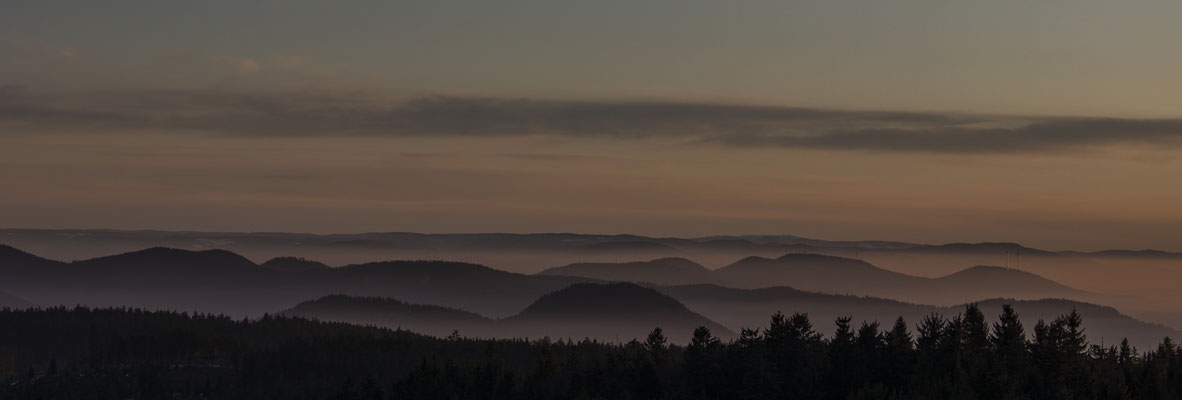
[3,1,1182,250]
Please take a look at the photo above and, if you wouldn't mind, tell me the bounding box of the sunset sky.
[3,1,1182,250]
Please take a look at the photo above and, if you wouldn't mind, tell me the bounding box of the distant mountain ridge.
[78,247,261,274]
[537,257,715,285]
[0,243,1172,348]
[1061,249,1182,259]
[908,242,1061,257]
[715,253,919,290]
[541,252,1091,306]
[5,228,1181,262]
[0,244,1099,314]
[697,234,918,249]
[5,228,1180,331]
[0,244,598,318]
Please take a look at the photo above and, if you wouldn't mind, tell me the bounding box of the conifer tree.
[882,317,914,392]
[855,321,884,387]
[988,304,1029,398]
[685,326,722,399]
[824,316,858,400]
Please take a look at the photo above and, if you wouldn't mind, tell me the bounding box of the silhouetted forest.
[2,305,1179,399]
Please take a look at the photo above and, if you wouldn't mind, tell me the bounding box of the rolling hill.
[0,243,66,273]
[545,252,1093,306]
[503,283,734,343]
[715,253,919,291]
[0,290,32,309]
[0,244,1110,318]
[712,253,1091,305]
[2,243,1172,347]
[281,295,495,338]
[282,283,734,343]
[315,260,597,318]
[929,265,1082,301]
[279,282,1173,349]
[0,245,597,318]
[260,256,331,271]
[72,247,264,280]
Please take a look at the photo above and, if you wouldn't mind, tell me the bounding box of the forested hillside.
[3,305,1179,399]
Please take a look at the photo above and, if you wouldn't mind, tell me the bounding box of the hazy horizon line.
[4,226,1180,254]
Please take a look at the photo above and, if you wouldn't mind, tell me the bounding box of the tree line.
[1,305,1179,399]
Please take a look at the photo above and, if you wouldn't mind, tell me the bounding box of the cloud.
[208,55,261,77]
[271,55,307,70]
[1,34,80,64]
[162,51,266,79]
[2,88,1182,154]
[715,119,1182,154]
[0,84,25,97]
[233,59,262,75]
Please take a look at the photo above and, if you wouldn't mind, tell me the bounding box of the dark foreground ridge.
[2,305,1179,399]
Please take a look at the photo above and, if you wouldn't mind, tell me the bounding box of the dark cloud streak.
[2,88,1182,154]
[718,119,1182,154]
